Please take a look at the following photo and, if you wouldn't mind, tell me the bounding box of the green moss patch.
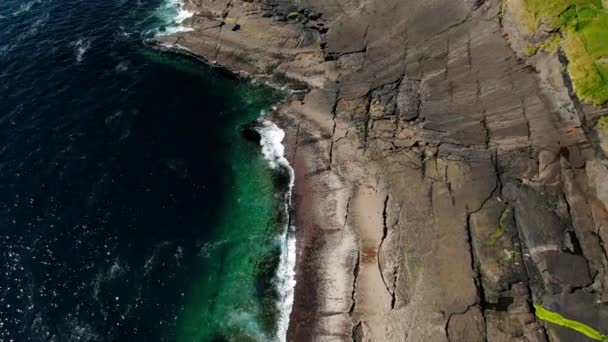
[518,0,608,104]
[485,207,510,246]
[597,115,608,128]
[521,0,602,31]
[540,34,562,52]
[562,4,608,104]
[524,44,539,55]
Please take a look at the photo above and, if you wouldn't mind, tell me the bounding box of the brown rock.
[447,306,486,342]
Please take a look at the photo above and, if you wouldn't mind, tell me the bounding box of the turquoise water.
[0,0,288,340]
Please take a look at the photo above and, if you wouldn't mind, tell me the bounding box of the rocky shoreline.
[157,0,608,340]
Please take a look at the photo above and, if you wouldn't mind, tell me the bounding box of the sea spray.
[152,0,193,36]
[256,120,297,342]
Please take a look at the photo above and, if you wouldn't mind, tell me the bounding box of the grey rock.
[396,80,422,121]
[157,0,608,339]
[542,251,593,288]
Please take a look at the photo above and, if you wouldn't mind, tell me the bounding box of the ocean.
[0,0,295,340]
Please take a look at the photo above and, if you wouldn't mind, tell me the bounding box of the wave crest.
[71,38,92,63]
[153,0,194,36]
[256,120,297,342]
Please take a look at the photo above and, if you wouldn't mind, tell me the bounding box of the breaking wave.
[256,120,297,342]
[72,38,91,63]
[152,0,194,36]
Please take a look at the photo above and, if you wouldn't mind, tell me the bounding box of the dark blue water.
[0,0,282,340]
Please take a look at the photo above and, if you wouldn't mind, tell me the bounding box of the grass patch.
[518,0,608,104]
[520,0,602,31]
[540,34,562,52]
[534,304,608,341]
[598,115,608,128]
[562,4,608,104]
[524,44,539,55]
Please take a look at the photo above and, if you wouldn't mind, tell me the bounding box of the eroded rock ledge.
[157,0,608,340]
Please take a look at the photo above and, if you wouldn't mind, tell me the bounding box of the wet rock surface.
[157,0,608,340]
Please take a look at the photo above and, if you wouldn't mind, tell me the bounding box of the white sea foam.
[198,238,229,258]
[257,121,290,171]
[115,62,129,72]
[72,38,91,63]
[227,310,269,341]
[154,0,194,36]
[15,12,49,42]
[171,0,193,24]
[256,120,297,342]
[12,0,41,17]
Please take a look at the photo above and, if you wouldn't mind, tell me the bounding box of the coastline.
[254,119,297,342]
[152,11,386,338]
[154,8,310,336]
[272,102,358,340]
[150,36,314,340]
[154,0,608,340]
[270,98,391,340]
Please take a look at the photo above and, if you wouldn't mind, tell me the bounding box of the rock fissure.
[343,195,351,230]
[377,194,395,305]
[445,303,482,342]
[464,212,489,325]
[349,251,360,318]
[509,203,548,334]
